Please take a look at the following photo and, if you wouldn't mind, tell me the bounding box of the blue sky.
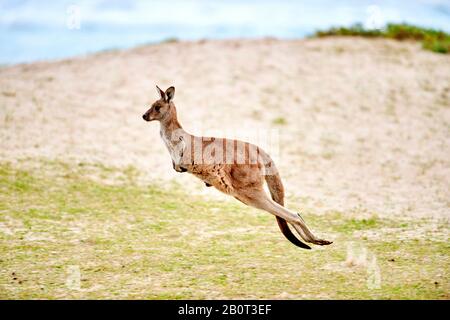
[1,0,449,64]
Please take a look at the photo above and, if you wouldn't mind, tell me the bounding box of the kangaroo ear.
[165,86,175,103]
[156,85,166,101]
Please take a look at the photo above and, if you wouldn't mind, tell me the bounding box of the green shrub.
[314,23,450,54]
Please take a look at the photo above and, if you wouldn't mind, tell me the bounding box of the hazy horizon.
[1,0,450,64]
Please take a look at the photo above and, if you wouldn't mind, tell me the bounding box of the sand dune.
[1,37,449,219]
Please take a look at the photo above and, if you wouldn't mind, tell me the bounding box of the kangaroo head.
[142,85,175,122]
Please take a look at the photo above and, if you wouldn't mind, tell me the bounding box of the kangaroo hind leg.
[236,189,332,246]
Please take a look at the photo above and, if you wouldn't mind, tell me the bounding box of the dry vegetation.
[0,160,448,299]
[0,37,449,299]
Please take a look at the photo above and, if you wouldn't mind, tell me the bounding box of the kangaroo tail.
[264,168,311,250]
[275,216,311,249]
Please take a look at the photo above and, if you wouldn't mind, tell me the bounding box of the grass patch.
[272,117,287,125]
[334,217,380,233]
[0,161,448,299]
[314,23,450,54]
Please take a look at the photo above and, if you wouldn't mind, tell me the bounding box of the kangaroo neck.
[159,112,185,139]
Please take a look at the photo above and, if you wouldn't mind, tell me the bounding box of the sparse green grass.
[315,23,450,54]
[0,161,448,299]
[272,117,287,125]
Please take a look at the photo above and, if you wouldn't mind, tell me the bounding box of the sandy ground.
[1,37,449,219]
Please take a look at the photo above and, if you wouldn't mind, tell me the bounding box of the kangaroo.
[142,85,332,249]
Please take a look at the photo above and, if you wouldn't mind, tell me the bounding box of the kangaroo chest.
[160,129,185,164]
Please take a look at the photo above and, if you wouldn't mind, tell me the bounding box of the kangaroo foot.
[310,238,333,245]
[293,213,333,246]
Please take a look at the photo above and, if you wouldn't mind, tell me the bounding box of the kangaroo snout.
[142,113,149,121]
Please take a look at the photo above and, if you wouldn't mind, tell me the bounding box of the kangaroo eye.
[155,105,161,112]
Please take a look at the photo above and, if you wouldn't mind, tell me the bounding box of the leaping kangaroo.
[142,85,332,249]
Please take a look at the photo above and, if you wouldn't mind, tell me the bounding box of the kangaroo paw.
[311,239,333,246]
[205,182,212,187]
[294,212,333,246]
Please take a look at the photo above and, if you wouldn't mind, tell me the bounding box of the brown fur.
[143,86,332,248]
